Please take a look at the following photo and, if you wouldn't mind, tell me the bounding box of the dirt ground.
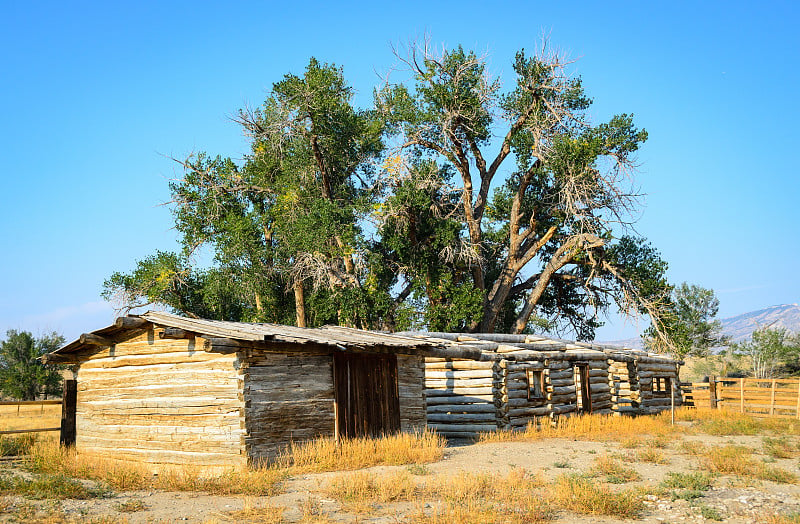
[3,432,800,523]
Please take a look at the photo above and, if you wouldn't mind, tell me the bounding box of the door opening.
[333,352,400,439]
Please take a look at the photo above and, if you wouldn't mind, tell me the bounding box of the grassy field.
[0,403,61,433]
[3,409,800,522]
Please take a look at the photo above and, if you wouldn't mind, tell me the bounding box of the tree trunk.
[294,280,307,328]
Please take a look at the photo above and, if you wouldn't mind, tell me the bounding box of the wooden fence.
[0,400,62,436]
[682,377,800,418]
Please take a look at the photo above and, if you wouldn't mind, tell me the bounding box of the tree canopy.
[644,283,728,359]
[104,42,676,343]
[0,330,63,400]
[731,327,800,379]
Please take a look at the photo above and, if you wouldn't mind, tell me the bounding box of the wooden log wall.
[397,355,427,433]
[584,360,613,415]
[425,359,498,438]
[74,329,245,468]
[242,349,335,463]
[505,360,557,429]
[608,360,639,415]
[636,360,682,414]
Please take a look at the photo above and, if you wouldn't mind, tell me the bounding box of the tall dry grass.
[703,444,797,484]
[550,474,645,518]
[479,411,677,444]
[282,431,445,473]
[21,431,445,496]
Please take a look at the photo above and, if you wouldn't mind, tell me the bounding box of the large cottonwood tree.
[375,42,668,338]
[105,44,673,343]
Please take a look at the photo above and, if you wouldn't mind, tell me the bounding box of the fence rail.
[0,399,63,436]
[682,377,800,419]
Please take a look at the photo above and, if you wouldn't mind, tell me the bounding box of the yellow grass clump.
[703,444,797,484]
[479,412,677,444]
[282,431,445,473]
[551,474,645,518]
[589,455,641,483]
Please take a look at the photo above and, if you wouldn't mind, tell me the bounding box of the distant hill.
[601,303,800,349]
[721,303,800,343]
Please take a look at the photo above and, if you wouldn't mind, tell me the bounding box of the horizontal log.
[549,378,574,388]
[426,395,494,405]
[426,387,494,396]
[506,362,545,371]
[427,413,497,423]
[159,328,194,340]
[506,397,546,408]
[427,404,496,413]
[80,333,114,346]
[115,316,149,329]
[425,370,494,379]
[431,431,481,438]
[546,385,576,395]
[508,406,552,418]
[76,445,245,467]
[426,378,492,387]
[427,423,498,432]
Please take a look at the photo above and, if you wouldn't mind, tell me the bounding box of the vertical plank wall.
[75,329,245,467]
[242,350,335,463]
[397,355,427,432]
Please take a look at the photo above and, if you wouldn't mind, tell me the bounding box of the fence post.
[740,378,745,413]
[60,377,77,447]
[770,380,776,417]
[709,375,718,409]
[796,380,800,420]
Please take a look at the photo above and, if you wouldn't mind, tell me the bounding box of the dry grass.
[325,470,417,505]
[411,469,554,524]
[0,404,61,433]
[282,431,445,473]
[703,444,797,483]
[25,441,284,496]
[763,436,798,458]
[633,447,670,464]
[21,431,443,497]
[550,474,645,518]
[479,412,677,444]
[225,498,286,523]
[589,455,640,483]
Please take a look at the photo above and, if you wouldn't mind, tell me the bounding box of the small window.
[526,369,545,400]
[653,376,671,397]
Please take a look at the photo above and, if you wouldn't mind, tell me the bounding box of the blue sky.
[1,1,798,343]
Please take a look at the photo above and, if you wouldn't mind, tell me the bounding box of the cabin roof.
[43,311,680,366]
[43,311,444,363]
[395,331,681,365]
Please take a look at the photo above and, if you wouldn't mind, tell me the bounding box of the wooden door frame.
[574,363,592,414]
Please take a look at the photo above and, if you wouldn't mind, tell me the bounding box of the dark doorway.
[574,363,592,414]
[333,352,400,439]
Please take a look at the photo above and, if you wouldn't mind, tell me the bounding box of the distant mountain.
[721,303,800,343]
[601,303,800,349]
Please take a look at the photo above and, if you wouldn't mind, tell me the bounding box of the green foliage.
[731,327,800,379]
[0,331,63,400]
[106,43,670,337]
[645,283,726,359]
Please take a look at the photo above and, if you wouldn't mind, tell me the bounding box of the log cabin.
[43,313,683,464]
[43,311,453,468]
[395,332,683,439]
